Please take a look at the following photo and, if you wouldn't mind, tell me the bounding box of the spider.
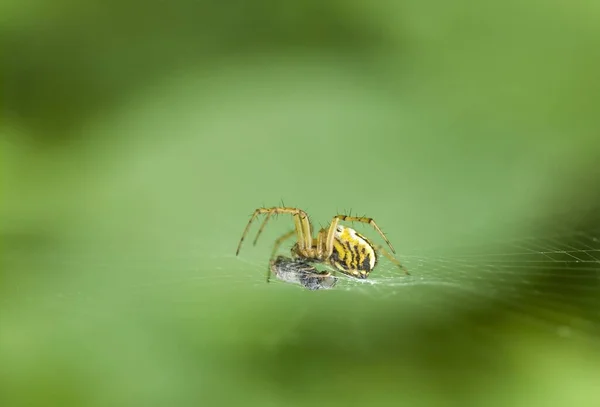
[235,206,409,282]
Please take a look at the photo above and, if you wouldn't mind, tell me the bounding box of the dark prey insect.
[270,256,337,290]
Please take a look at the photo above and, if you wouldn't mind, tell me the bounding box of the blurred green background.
[2,1,600,406]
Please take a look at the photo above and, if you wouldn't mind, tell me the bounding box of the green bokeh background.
[2,1,600,406]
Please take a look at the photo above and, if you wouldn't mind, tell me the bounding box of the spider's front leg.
[333,215,396,254]
[236,207,312,256]
[323,215,396,257]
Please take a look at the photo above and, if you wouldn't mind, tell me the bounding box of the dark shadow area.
[3,0,396,143]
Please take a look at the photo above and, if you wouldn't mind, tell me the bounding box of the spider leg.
[324,217,339,257]
[374,245,410,275]
[316,228,328,258]
[236,209,263,255]
[266,230,296,283]
[333,215,396,254]
[253,211,273,246]
[298,210,312,250]
[236,207,312,256]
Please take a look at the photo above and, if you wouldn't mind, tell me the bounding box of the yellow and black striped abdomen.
[329,226,377,278]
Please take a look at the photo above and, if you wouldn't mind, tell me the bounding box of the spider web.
[7,209,599,341]
[233,229,600,289]
[205,211,600,337]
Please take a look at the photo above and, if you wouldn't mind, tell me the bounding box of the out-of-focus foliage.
[2,1,600,406]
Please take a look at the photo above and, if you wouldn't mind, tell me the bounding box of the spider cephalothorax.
[236,207,408,282]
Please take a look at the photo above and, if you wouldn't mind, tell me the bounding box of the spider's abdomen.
[329,226,377,278]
